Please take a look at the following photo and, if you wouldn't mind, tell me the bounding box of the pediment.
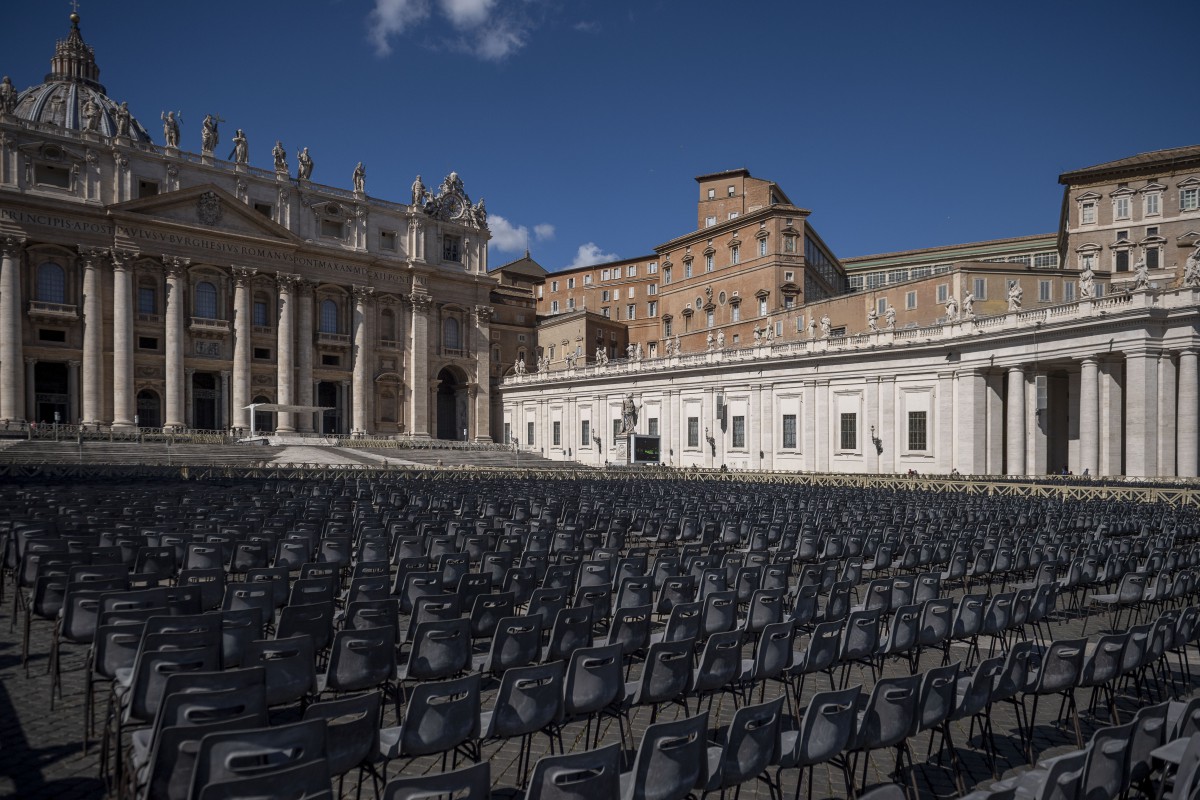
[1076,191,1102,201]
[108,184,301,242]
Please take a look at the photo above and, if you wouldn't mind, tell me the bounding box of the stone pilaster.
[937,371,954,474]
[351,285,374,436]
[955,370,988,475]
[230,266,256,432]
[79,246,107,426]
[295,280,315,432]
[472,304,493,442]
[0,236,25,424]
[1079,356,1100,477]
[1158,352,1177,477]
[407,292,431,437]
[162,255,190,431]
[1005,366,1026,476]
[1124,348,1159,478]
[1179,350,1198,478]
[110,248,137,429]
[275,273,299,432]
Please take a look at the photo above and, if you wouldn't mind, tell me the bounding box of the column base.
[473,435,493,443]
[111,420,136,432]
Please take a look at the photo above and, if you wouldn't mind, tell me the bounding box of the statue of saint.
[472,198,487,228]
[620,393,639,434]
[114,101,131,137]
[297,147,314,180]
[411,174,427,206]
[232,129,248,163]
[820,315,832,338]
[884,306,896,330]
[753,326,762,344]
[1007,280,1023,311]
[962,291,975,317]
[635,343,643,360]
[674,334,681,355]
[353,162,366,194]
[626,343,636,360]
[1184,244,1200,289]
[161,111,180,148]
[867,307,879,331]
[514,356,525,375]
[1079,265,1095,299]
[765,324,774,342]
[716,329,725,349]
[82,95,100,131]
[807,317,817,339]
[201,114,218,154]
[272,141,287,172]
[706,333,714,351]
[0,76,16,115]
[596,345,608,365]
[945,295,959,321]
[1132,257,1150,290]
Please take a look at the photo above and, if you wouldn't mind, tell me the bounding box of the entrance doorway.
[192,373,219,430]
[317,382,342,435]
[252,395,272,433]
[33,362,69,424]
[136,389,161,428]
[436,368,467,441]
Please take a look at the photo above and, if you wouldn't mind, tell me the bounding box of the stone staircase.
[0,440,287,466]
[351,447,587,470]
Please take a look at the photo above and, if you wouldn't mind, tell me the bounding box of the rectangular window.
[1064,281,1076,302]
[1038,280,1052,302]
[1033,252,1058,268]
[1080,201,1097,224]
[1115,196,1131,220]
[973,278,987,300]
[648,301,657,317]
[705,254,714,272]
[784,296,794,309]
[601,290,610,302]
[730,246,740,266]
[775,321,783,337]
[684,263,693,278]
[379,229,397,250]
[1145,193,1161,216]
[139,180,160,198]
[321,354,341,367]
[552,421,561,447]
[1147,247,1160,270]
[687,417,699,448]
[627,265,637,277]
[663,318,672,336]
[627,304,636,320]
[936,284,948,303]
[732,416,746,448]
[907,410,927,451]
[663,268,672,285]
[839,413,857,451]
[35,163,71,188]
[648,262,658,275]
[503,422,511,445]
[567,298,576,310]
[601,269,610,281]
[137,335,157,350]
[527,421,534,445]
[759,239,768,257]
[648,284,657,296]
[253,346,271,360]
[905,291,917,310]
[1182,187,1199,211]
[705,216,717,227]
[602,307,610,318]
[782,414,797,449]
[758,297,767,316]
[877,298,888,315]
[138,287,157,315]
[321,219,344,239]
[612,419,622,444]
[1116,229,1129,242]
[783,235,796,253]
[728,185,736,197]
[551,280,559,292]
[731,304,740,322]
[550,300,559,313]
[648,417,659,436]
[705,309,714,328]
[567,277,575,289]
[583,274,593,286]
[1115,250,1129,272]
[253,300,269,327]
[581,419,591,446]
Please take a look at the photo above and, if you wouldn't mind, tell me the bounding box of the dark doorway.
[436,368,465,441]
[136,389,161,428]
[192,372,219,430]
[253,395,272,433]
[34,361,69,423]
[317,382,342,435]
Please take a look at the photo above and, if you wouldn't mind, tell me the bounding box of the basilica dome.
[11,13,152,144]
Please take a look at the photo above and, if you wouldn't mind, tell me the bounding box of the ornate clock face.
[445,194,466,219]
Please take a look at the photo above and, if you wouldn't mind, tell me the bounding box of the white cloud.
[489,214,530,253]
[473,19,526,61]
[566,242,619,270]
[438,0,495,29]
[533,223,555,241]
[368,0,431,56]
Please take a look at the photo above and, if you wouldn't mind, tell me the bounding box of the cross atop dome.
[47,6,104,92]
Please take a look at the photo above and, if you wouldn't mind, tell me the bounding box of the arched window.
[379,308,396,342]
[443,317,460,349]
[194,281,218,319]
[320,299,338,333]
[36,262,66,303]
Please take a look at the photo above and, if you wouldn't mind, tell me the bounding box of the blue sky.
[4,1,1198,271]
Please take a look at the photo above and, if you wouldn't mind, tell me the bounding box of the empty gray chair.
[846,672,921,798]
[303,691,382,798]
[1079,721,1134,800]
[1023,637,1087,762]
[690,629,742,713]
[378,673,482,776]
[525,742,621,800]
[382,762,490,800]
[775,685,860,800]
[558,643,625,750]
[188,718,328,800]
[620,711,709,800]
[479,661,564,787]
[701,695,784,798]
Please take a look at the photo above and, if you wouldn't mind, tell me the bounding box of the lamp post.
[54,410,60,441]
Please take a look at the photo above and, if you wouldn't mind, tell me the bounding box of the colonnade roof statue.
[8,12,153,143]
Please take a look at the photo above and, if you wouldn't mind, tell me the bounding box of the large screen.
[631,435,661,464]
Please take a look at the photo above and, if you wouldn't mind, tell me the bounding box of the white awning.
[243,404,334,413]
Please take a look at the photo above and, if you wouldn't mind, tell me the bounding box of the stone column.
[296,280,315,432]
[24,358,36,421]
[162,255,190,431]
[937,371,955,473]
[110,249,136,430]
[407,292,431,437]
[351,285,374,436]
[230,267,255,433]
[1179,350,1198,478]
[985,372,1004,474]
[79,247,106,426]
[68,360,80,423]
[1158,352,1177,477]
[0,237,25,424]
[1006,366,1026,476]
[274,273,298,433]
[472,305,493,441]
[1079,356,1100,477]
[219,370,230,431]
[1124,349,1159,478]
[956,370,988,475]
[749,383,762,470]
[1098,360,1124,477]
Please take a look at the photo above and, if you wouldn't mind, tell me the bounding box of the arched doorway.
[192,372,219,430]
[252,395,272,433]
[136,389,161,428]
[33,362,69,423]
[316,382,343,435]
[435,367,467,441]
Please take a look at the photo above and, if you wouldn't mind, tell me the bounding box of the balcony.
[252,325,274,336]
[317,331,350,348]
[442,347,467,359]
[136,312,162,325]
[28,300,78,321]
[189,316,231,335]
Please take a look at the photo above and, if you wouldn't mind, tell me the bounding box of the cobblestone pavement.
[2,562,1196,799]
